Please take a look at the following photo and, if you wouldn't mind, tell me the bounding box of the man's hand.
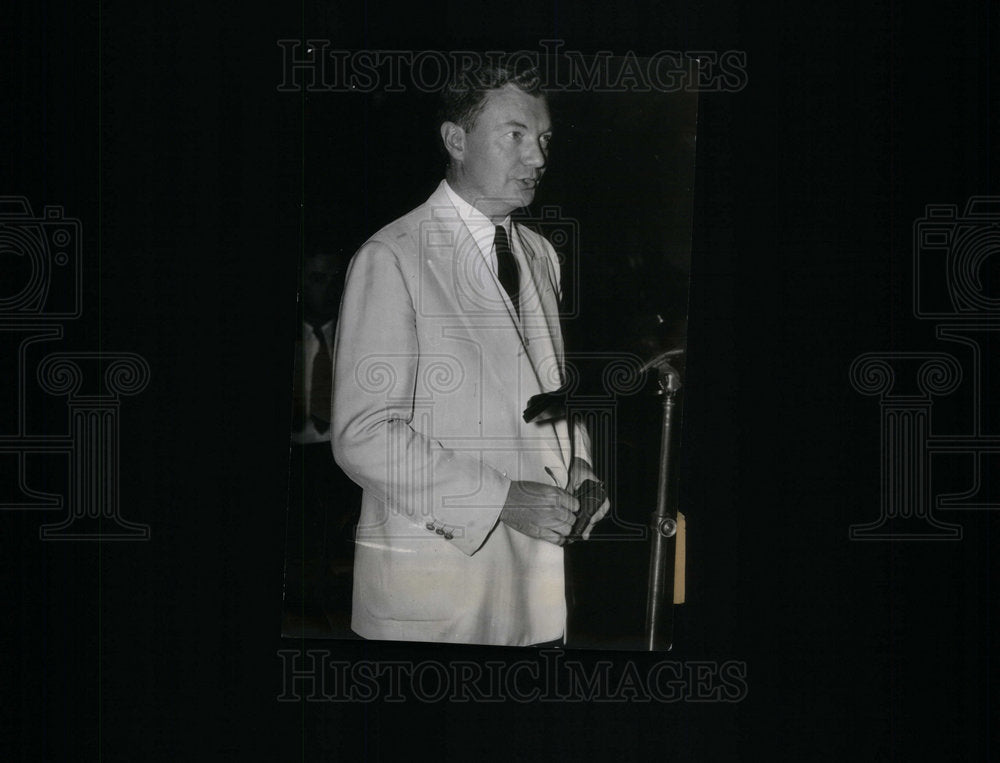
[568,457,611,541]
[500,481,580,546]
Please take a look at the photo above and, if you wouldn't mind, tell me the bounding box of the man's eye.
[508,131,523,140]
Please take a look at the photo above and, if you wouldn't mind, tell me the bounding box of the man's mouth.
[516,178,539,189]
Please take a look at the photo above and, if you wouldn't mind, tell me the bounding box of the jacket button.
[426,522,435,531]
[436,528,445,535]
[444,532,454,540]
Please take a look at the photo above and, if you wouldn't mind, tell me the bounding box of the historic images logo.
[277,649,749,704]
[0,197,150,540]
[850,197,1000,540]
[276,41,748,95]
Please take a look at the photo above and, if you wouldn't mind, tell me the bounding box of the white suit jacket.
[331,180,590,646]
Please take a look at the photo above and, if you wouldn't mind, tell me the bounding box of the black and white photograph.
[3,0,996,759]
[280,54,699,651]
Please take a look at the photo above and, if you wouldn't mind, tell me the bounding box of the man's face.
[303,253,345,325]
[449,83,552,220]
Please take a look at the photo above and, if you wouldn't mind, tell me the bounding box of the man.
[331,63,609,646]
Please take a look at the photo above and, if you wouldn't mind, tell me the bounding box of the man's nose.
[521,139,547,168]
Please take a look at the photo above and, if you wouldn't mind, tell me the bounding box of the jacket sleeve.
[330,238,510,555]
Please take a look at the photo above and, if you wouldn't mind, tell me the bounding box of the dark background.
[3,0,996,760]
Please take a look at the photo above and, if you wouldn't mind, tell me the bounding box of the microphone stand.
[641,348,684,651]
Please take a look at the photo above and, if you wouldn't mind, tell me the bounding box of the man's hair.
[438,62,545,133]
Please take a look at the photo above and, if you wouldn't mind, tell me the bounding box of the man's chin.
[505,181,539,208]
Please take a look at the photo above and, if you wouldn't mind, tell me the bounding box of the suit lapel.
[417,200,525,399]
[513,224,564,393]
[418,185,564,403]
[512,225,574,474]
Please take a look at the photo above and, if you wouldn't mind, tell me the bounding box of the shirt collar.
[303,319,334,344]
[442,179,511,238]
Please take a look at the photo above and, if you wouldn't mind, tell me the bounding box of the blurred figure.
[284,246,361,637]
[291,249,344,443]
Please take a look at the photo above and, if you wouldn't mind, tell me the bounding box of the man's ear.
[440,121,465,162]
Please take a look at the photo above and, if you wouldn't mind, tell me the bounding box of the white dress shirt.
[442,180,520,314]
